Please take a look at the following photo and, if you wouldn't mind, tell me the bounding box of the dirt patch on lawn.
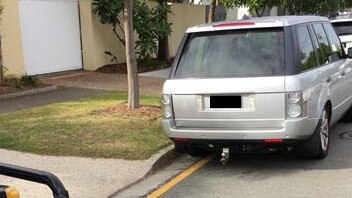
[92,104,162,117]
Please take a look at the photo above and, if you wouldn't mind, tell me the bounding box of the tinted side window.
[296,26,317,72]
[332,22,352,35]
[323,23,344,60]
[313,24,333,65]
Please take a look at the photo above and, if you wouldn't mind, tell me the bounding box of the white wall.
[226,7,250,20]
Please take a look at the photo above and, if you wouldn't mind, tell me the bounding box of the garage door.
[19,0,82,75]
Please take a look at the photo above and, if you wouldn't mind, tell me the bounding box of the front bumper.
[162,117,320,141]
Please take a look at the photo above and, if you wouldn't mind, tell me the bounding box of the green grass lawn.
[0,92,170,160]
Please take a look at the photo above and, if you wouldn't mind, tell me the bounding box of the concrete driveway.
[122,121,352,198]
[40,69,170,96]
[139,68,171,79]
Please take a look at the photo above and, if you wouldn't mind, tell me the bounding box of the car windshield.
[175,28,285,78]
[333,22,352,35]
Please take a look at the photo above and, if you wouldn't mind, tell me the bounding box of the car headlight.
[162,94,173,119]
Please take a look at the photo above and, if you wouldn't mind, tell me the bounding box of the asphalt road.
[146,122,352,198]
[0,87,103,114]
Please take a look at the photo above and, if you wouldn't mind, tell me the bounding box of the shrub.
[15,75,39,88]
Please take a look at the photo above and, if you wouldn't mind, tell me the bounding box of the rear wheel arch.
[294,104,331,159]
[315,84,330,119]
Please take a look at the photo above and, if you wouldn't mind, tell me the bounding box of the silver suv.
[162,16,352,159]
[331,18,352,53]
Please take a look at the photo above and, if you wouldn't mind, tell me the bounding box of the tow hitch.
[220,148,230,165]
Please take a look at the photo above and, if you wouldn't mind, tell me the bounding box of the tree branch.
[117,22,125,34]
[255,9,261,17]
[117,15,123,24]
[113,26,126,45]
[260,2,268,17]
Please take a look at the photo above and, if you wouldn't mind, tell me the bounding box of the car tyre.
[295,108,330,159]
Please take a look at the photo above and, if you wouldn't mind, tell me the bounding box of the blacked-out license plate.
[210,96,242,108]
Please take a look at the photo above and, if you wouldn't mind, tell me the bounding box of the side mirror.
[348,47,352,59]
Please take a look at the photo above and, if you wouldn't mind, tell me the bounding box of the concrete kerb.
[146,146,181,176]
[0,86,58,100]
[107,145,181,198]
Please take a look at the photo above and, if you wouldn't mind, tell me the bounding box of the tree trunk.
[256,2,267,17]
[0,34,3,85]
[157,36,169,61]
[157,0,170,61]
[124,0,139,109]
[0,7,3,86]
[208,0,216,23]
